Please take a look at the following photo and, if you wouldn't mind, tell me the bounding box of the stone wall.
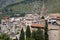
[48,24,60,40]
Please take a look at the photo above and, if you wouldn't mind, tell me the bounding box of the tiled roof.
[2,16,9,19]
[31,24,45,28]
[49,13,60,18]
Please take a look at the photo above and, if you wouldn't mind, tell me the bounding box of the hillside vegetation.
[0,0,60,16]
[0,0,25,9]
[2,0,60,13]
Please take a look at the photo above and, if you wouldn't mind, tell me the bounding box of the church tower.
[40,0,47,17]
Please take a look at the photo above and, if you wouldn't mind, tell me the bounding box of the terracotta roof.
[49,13,60,18]
[31,24,45,28]
[48,13,60,20]
[2,16,9,19]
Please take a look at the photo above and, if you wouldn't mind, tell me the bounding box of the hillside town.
[0,0,60,40]
[0,12,60,40]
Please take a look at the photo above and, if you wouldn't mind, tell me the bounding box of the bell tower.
[40,0,47,17]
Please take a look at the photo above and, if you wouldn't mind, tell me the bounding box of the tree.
[20,28,25,40]
[35,28,44,40]
[26,25,31,38]
[15,37,18,40]
[44,20,49,40]
[26,37,35,40]
[41,16,44,19]
[31,31,36,39]
[0,33,11,40]
[32,28,44,40]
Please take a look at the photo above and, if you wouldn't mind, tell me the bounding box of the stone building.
[48,24,60,40]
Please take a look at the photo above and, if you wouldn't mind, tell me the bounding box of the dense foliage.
[26,25,31,38]
[20,28,25,40]
[32,28,44,40]
[0,33,11,40]
[25,25,44,40]
[44,20,49,40]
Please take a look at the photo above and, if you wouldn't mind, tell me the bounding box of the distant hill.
[0,0,60,13]
[0,0,14,8]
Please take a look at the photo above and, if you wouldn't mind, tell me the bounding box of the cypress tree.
[35,28,44,40]
[26,25,31,38]
[15,37,18,40]
[44,20,49,40]
[41,16,44,19]
[20,28,25,40]
[32,28,44,40]
[31,31,36,39]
